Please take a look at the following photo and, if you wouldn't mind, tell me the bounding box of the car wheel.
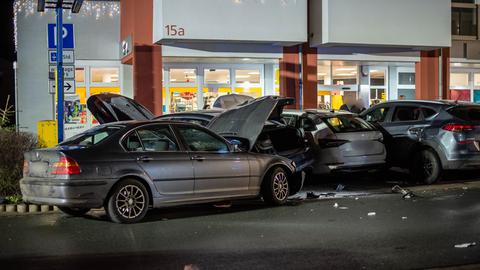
[411,149,441,185]
[105,179,150,224]
[58,206,91,217]
[262,167,290,205]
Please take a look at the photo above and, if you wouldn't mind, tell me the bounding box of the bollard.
[28,204,39,213]
[41,205,50,212]
[53,206,59,212]
[5,205,16,213]
[17,204,27,213]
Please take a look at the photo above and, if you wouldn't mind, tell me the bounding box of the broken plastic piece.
[454,242,477,248]
[333,203,339,208]
[336,184,346,192]
[306,192,321,199]
[367,212,376,216]
[392,185,415,199]
[401,216,408,220]
[339,206,349,210]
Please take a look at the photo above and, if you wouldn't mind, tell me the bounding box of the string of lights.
[13,0,120,51]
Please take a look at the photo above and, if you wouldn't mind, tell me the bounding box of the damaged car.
[282,110,386,175]
[20,94,306,224]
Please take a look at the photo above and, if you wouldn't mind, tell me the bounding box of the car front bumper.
[20,178,112,208]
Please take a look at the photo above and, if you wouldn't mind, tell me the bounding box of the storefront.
[450,63,480,103]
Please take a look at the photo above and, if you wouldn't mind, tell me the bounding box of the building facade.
[14,0,480,137]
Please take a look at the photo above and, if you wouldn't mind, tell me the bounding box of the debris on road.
[339,206,349,210]
[213,201,232,208]
[306,192,321,199]
[336,184,346,192]
[392,185,415,199]
[454,242,477,248]
[333,203,339,208]
[367,212,376,216]
[401,216,408,220]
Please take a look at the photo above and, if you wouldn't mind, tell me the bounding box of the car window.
[392,106,423,122]
[60,125,124,148]
[365,107,390,123]
[301,118,316,132]
[282,115,297,127]
[422,108,438,119]
[124,125,179,152]
[447,106,480,121]
[324,116,375,133]
[178,126,229,152]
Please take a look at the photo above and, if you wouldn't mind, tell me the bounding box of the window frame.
[365,106,391,123]
[121,124,184,153]
[173,124,232,153]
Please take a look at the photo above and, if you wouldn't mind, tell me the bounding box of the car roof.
[377,100,480,107]
[283,109,355,117]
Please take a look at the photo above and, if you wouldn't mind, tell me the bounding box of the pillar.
[280,46,301,109]
[416,50,440,100]
[302,44,318,109]
[441,48,450,100]
[120,0,163,115]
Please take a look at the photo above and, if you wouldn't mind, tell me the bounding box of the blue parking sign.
[47,24,74,49]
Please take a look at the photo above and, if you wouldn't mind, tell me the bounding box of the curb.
[0,204,59,215]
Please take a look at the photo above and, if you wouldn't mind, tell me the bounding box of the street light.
[37,0,84,143]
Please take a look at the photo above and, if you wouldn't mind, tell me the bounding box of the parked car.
[281,110,386,174]
[20,120,302,224]
[157,95,313,172]
[360,100,480,184]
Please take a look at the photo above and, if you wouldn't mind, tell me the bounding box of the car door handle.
[408,127,423,135]
[137,156,153,162]
[191,155,206,161]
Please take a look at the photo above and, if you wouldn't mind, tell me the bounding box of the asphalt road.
[1,171,480,270]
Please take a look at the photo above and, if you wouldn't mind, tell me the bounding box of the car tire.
[58,206,91,217]
[105,179,150,224]
[411,149,441,185]
[261,167,290,206]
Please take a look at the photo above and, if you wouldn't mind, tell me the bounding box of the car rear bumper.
[443,157,480,170]
[311,153,386,174]
[20,178,112,208]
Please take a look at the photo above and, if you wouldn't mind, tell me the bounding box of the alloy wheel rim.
[116,185,146,219]
[422,157,433,177]
[273,172,288,201]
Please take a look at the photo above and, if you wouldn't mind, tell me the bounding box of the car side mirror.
[226,137,249,152]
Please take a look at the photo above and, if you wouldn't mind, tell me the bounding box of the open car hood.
[87,93,155,124]
[212,94,254,110]
[207,96,294,151]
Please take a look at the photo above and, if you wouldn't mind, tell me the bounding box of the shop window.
[398,89,415,100]
[332,62,357,85]
[205,69,230,84]
[91,67,119,83]
[370,70,386,86]
[170,69,196,84]
[450,73,469,88]
[473,73,480,87]
[317,61,332,85]
[75,68,85,83]
[398,72,415,85]
[370,89,386,104]
[235,69,260,84]
[452,6,477,37]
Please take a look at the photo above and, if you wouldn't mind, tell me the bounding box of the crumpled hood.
[207,96,294,151]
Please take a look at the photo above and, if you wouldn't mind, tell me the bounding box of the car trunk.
[24,149,64,178]
[87,93,155,124]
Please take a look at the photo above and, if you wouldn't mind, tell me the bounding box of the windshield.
[60,125,124,148]
[323,116,375,133]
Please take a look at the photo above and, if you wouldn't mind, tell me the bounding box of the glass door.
[369,67,388,106]
[450,72,471,102]
[167,68,199,113]
[203,68,232,109]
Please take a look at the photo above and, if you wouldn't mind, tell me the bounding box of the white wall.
[16,8,120,133]
[310,0,451,48]
[153,0,307,45]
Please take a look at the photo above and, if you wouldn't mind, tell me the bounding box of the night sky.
[0,0,15,124]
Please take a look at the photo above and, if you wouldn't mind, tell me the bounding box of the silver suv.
[360,100,480,184]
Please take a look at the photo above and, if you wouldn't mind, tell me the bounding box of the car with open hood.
[94,93,314,172]
[20,119,303,224]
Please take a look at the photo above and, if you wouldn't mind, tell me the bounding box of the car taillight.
[51,156,81,175]
[442,124,475,132]
[23,160,29,177]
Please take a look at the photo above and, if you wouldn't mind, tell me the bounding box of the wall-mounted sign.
[47,23,75,49]
[120,35,132,58]
[153,0,307,45]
